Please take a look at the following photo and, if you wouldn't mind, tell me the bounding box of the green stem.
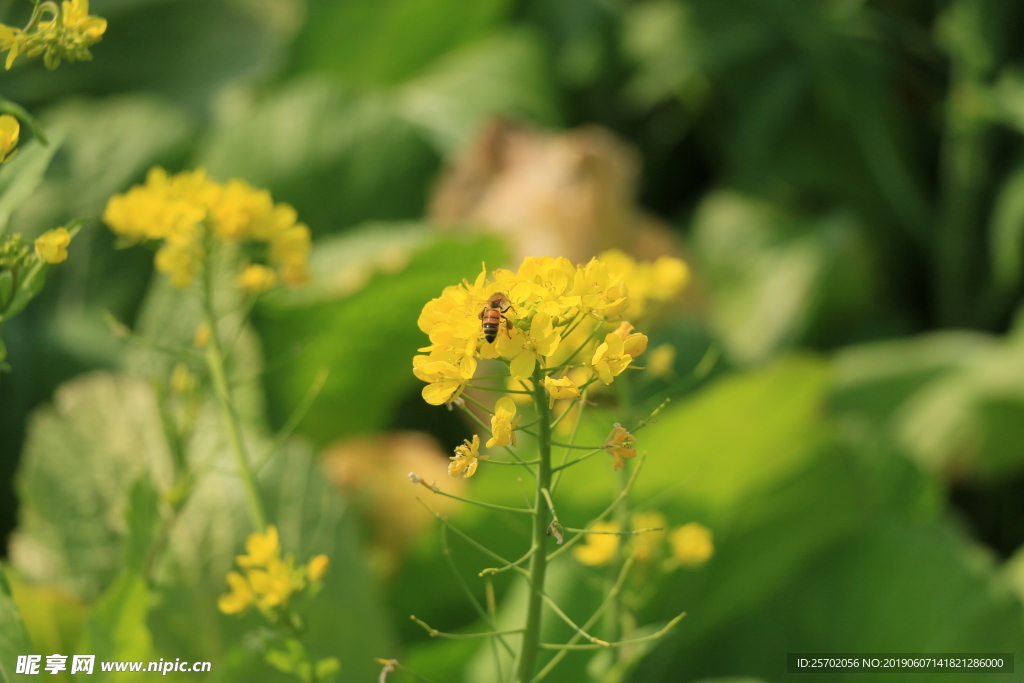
[609,375,637,661]
[201,255,267,531]
[514,365,554,683]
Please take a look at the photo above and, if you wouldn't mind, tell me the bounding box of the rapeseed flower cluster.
[414,252,687,407]
[0,0,106,70]
[218,526,329,616]
[103,167,311,290]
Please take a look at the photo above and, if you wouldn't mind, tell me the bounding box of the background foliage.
[2,0,1024,681]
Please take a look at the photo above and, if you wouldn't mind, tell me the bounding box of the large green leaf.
[253,226,507,446]
[0,565,36,683]
[292,0,511,86]
[11,373,174,600]
[635,519,1024,683]
[0,133,63,234]
[197,79,439,235]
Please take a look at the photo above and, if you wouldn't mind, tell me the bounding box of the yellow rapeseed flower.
[236,525,280,568]
[247,556,298,609]
[238,264,277,294]
[591,333,632,385]
[604,423,637,470]
[572,522,620,566]
[307,554,330,582]
[670,523,714,566]
[33,228,71,264]
[498,312,561,380]
[646,343,676,378]
[631,510,667,560]
[449,435,486,478]
[486,397,520,448]
[0,114,18,163]
[103,167,312,290]
[542,375,579,407]
[217,571,254,615]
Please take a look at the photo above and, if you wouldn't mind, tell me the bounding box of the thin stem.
[547,453,647,562]
[551,388,587,493]
[439,526,516,658]
[513,365,554,683]
[201,251,266,531]
[541,594,608,646]
[528,554,638,683]
[410,616,524,639]
[484,577,504,682]
[256,367,329,473]
[480,545,536,576]
[566,527,663,536]
[550,448,603,472]
[416,498,529,579]
[467,384,532,394]
[412,477,535,515]
[548,399,577,432]
[538,612,685,650]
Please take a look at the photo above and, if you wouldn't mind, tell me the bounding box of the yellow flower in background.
[0,114,18,163]
[247,556,298,609]
[487,397,520,448]
[169,362,196,395]
[449,435,486,478]
[631,510,667,560]
[33,228,71,264]
[591,333,632,385]
[605,423,637,470]
[103,167,312,290]
[193,323,210,348]
[646,343,676,378]
[217,571,254,615]
[0,0,107,70]
[542,375,579,406]
[237,525,280,568]
[238,264,277,294]
[307,554,330,582]
[670,523,714,566]
[572,522,621,566]
[598,249,689,319]
[219,525,329,616]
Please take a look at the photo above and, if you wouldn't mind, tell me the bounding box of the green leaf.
[122,476,161,575]
[254,226,507,446]
[988,165,1024,287]
[0,565,36,683]
[0,131,63,234]
[86,572,153,680]
[397,31,560,153]
[197,79,439,234]
[292,0,511,86]
[12,373,174,600]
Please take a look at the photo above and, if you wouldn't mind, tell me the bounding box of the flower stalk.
[201,248,266,531]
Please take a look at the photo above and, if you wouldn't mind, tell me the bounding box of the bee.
[479,293,513,344]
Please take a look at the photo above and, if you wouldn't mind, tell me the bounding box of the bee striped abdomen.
[482,309,501,343]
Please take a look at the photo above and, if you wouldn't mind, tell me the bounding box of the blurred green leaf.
[254,226,507,446]
[0,132,63,234]
[988,165,1024,287]
[398,31,560,153]
[7,573,86,666]
[293,0,511,86]
[198,80,439,235]
[691,192,876,364]
[0,565,35,683]
[122,476,160,575]
[12,373,174,600]
[86,573,153,678]
[637,519,1024,683]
